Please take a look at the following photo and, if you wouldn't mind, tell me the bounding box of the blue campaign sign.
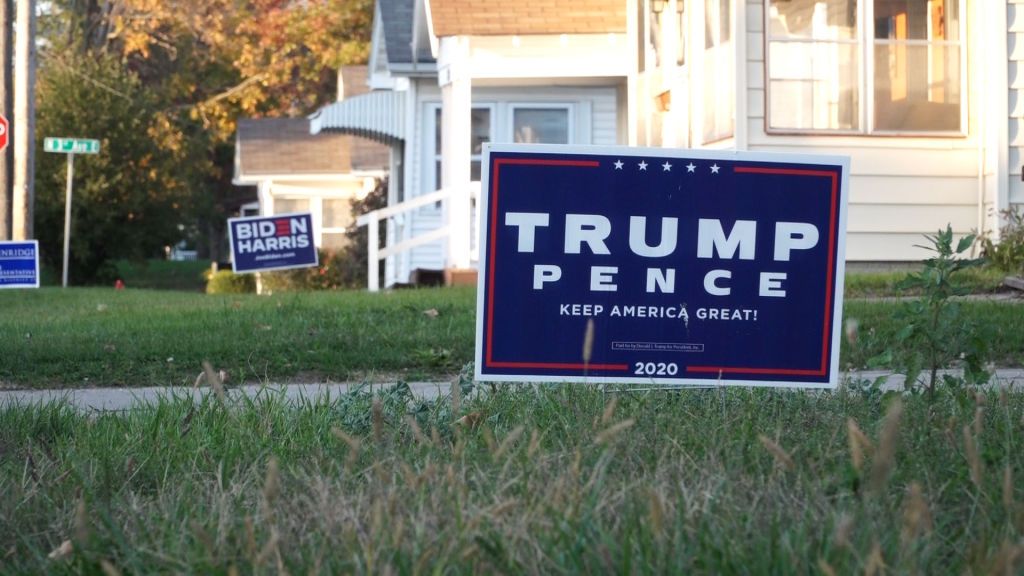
[228,213,318,274]
[0,240,40,289]
[475,145,850,388]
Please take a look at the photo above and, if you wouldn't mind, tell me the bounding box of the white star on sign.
[638,161,648,171]
[662,161,672,172]
[710,164,721,174]
[686,163,696,173]
[614,160,624,170]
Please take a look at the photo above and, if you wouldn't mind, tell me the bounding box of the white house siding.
[743,0,983,261]
[1009,1,1024,217]
[402,83,620,276]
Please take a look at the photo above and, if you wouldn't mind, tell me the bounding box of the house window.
[703,0,734,143]
[432,106,492,191]
[512,106,571,144]
[273,198,309,215]
[321,198,351,252]
[767,0,962,134]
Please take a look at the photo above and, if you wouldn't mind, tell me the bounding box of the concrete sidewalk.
[1,369,1022,412]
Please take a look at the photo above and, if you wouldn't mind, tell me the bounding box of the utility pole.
[0,0,12,240]
[12,0,34,240]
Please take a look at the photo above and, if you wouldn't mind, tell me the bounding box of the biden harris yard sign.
[475,144,850,389]
[228,213,318,274]
[0,240,40,289]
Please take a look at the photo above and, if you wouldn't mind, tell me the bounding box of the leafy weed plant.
[870,225,989,394]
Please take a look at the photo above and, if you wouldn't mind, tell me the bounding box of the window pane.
[768,0,856,40]
[768,41,859,130]
[874,0,958,42]
[471,109,490,154]
[874,42,960,131]
[274,198,309,215]
[514,109,570,144]
[323,199,352,229]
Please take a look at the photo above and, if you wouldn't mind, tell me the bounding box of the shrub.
[204,270,255,294]
[979,208,1024,275]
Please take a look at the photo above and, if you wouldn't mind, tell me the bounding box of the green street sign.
[44,137,100,155]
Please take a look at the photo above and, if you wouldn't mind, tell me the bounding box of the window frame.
[508,103,575,145]
[764,0,967,137]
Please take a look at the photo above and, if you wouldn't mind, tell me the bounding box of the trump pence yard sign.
[228,213,318,274]
[475,145,850,388]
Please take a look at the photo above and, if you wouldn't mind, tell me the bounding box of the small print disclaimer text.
[612,342,704,353]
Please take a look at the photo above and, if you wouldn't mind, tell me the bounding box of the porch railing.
[356,181,481,291]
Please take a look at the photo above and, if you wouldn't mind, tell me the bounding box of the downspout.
[411,0,422,73]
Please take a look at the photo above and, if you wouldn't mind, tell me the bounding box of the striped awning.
[309,91,405,143]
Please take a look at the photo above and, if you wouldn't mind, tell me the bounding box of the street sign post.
[475,144,850,389]
[45,137,101,287]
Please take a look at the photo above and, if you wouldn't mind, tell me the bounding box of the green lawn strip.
[842,299,1024,370]
[843,267,1008,298]
[2,286,1022,389]
[0,287,475,388]
[0,386,1020,573]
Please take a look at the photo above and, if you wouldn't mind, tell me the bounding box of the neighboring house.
[312,0,1022,289]
[234,67,389,252]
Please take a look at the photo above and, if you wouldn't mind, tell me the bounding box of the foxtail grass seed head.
[870,399,902,493]
[74,498,89,545]
[47,540,73,561]
[493,426,524,460]
[864,540,886,576]
[594,419,635,445]
[1004,464,1014,513]
[601,397,618,426]
[262,457,280,520]
[528,429,543,458]
[202,361,226,403]
[817,559,837,576]
[758,434,795,471]
[901,482,932,545]
[974,406,985,437]
[832,514,853,549]
[450,378,461,415]
[405,416,428,446]
[100,558,122,576]
[648,489,665,535]
[846,418,874,472]
[963,425,983,489]
[372,398,384,443]
[582,318,595,365]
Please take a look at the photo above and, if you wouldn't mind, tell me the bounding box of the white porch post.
[439,36,472,270]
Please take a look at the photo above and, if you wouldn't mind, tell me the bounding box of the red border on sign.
[483,158,841,379]
[484,158,629,372]
[686,166,839,377]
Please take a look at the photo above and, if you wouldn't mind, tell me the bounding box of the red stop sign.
[0,115,7,152]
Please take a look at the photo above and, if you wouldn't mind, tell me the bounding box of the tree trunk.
[12,0,34,240]
[0,0,12,240]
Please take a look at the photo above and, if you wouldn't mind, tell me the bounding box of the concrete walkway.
[1,369,1022,412]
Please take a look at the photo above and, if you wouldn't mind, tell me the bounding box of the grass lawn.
[1,285,1022,388]
[0,287,475,388]
[1,386,1022,573]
